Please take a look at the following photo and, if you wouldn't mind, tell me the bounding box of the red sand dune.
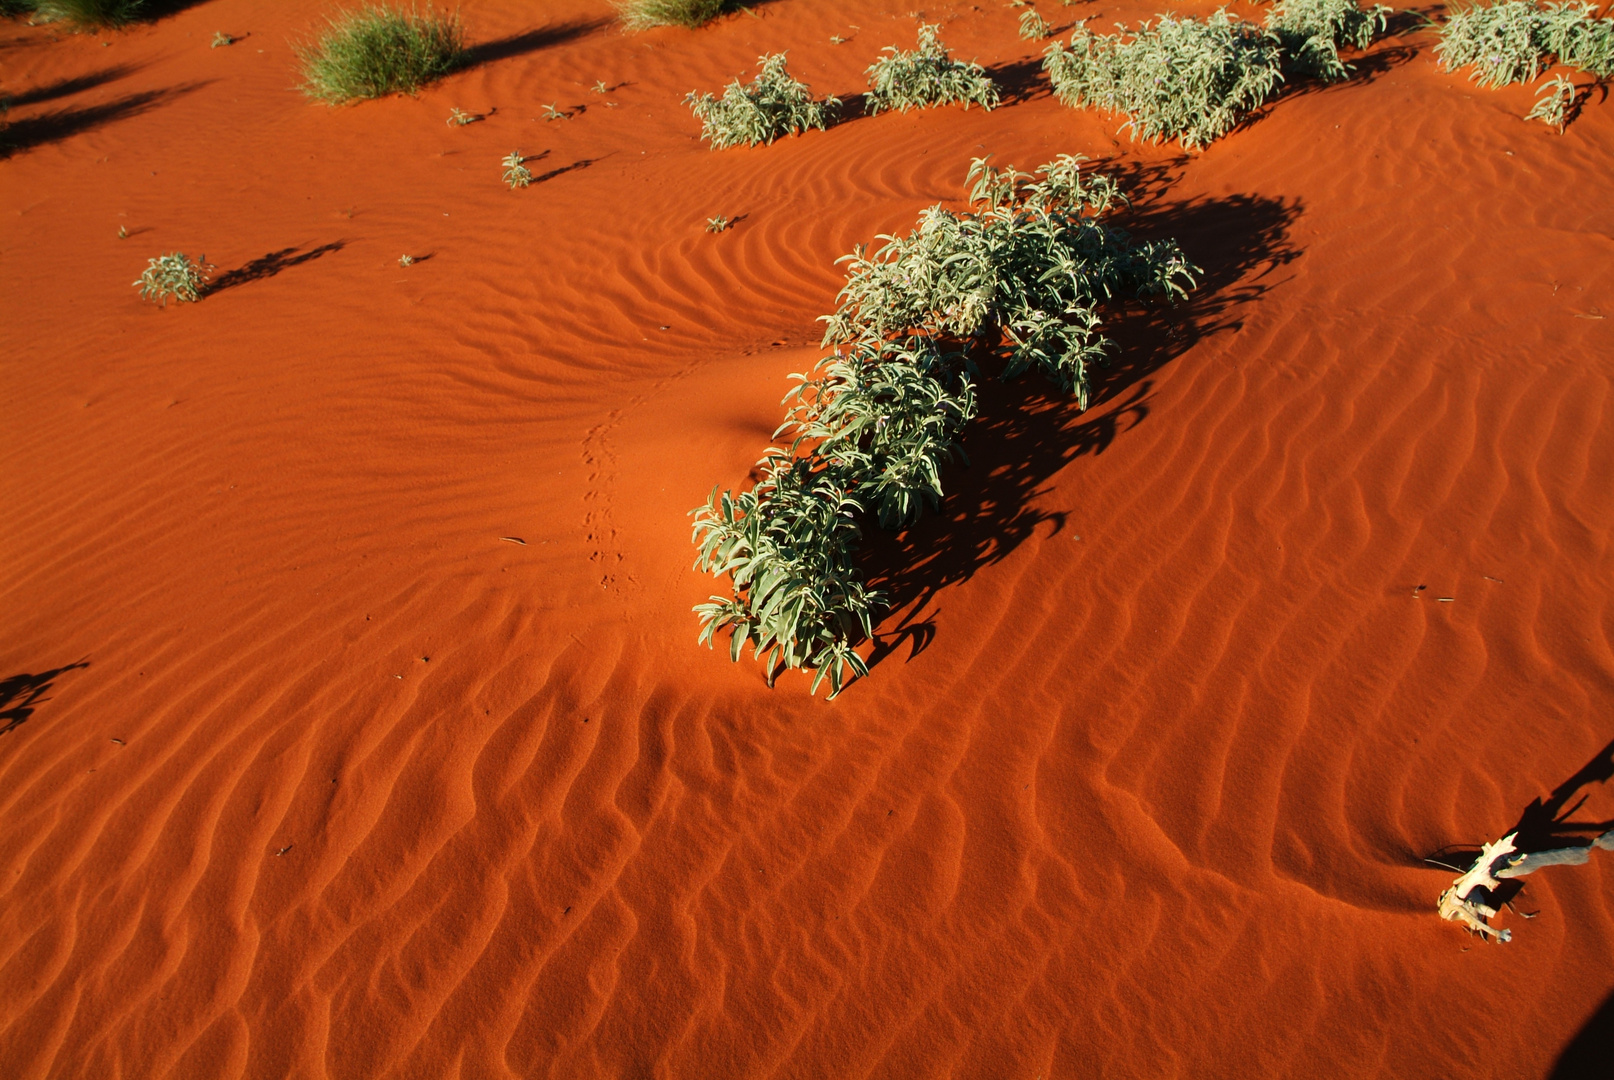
[3,0,1613,1076]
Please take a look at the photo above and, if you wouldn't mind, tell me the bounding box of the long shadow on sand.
[1,64,142,110]
[462,18,610,69]
[209,242,346,294]
[0,82,204,159]
[863,161,1303,667]
[0,659,89,737]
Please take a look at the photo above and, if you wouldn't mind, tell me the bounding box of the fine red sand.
[4,1,1613,1076]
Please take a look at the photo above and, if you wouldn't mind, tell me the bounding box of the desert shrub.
[1044,10,1285,149]
[865,23,1001,113]
[502,150,531,188]
[133,252,211,305]
[296,4,465,104]
[1436,1,1614,87]
[1526,71,1579,126]
[9,0,144,24]
[1264,0,1390,80]
[1019,7,1052,40]
[690,157,1196,695]
[617,0,733,31]
[685,53,840,149]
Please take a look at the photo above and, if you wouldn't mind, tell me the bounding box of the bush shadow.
[1,63,140,109]
[0,658,89,737]
[209,242,346,294]
[865,163,1303,666]
[0,81,202,158]
[462,17,609,69]
[535,153,606,184]
[986,55,1052,105]
[1276,40,1423,104]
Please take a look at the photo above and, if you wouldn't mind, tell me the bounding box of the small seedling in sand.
[1526,72,1578,129]
[133,251,212,306]
[398,253,416,266]
[1019,7,1051,40]
[296,4,466,105]
[686,53,840,149]
[865,23,1000,114]
[446,106,474,125]
[591,79,609,94]
[211,30,234,48]
[692,155,1196,695]
[502,150,532,188]
[117,224,128,239]
[542,102,569,121]
[1436,0,1614,88]
[1044,10,1284,149]
[706,214,732,232]
[617,0,735,31]
[1264,0,1389,81]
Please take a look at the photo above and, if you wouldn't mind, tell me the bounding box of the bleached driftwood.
[1437,828,1614,942]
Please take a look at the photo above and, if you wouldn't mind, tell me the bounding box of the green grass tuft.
[616,0,734,31]
[1043,10,1285,149]
[685,53,840,149]
[9,0,145,26]
[865,23,1001,113]
[296,4,466,105]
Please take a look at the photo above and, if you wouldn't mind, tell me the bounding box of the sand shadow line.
[209,241,347,294]
[0,82,206,159]
[462,18,611,69]
[864,167,1304,667]
[1,64,143,110]
[0,658,90,737]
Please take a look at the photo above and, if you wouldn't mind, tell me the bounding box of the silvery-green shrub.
[691,157,1196,695]
[685,53,840,149]
[1043,10,1285,149]
[865,23,1001,113]
[1265,0,1390,80]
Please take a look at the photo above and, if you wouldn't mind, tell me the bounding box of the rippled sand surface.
[3,1,1612,1076]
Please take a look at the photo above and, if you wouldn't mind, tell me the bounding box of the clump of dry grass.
[8,0,144,26]
[295,4,465,105]
[616,0,734,31]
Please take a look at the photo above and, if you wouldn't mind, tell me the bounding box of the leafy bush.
[617,0,733,31]
[10,0,144,25]
[865,23,1001,113]
[1019,7,1052,40]
[502,151,531,188]
[690,157,1196,695]
[1264,0,1390,80]
[296,4,465,104]
[685,53,840,149]
[1436,1,1614,87]
[1044,10,1285,149]
[133,252,211,305]
[1526,71,1578,127]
